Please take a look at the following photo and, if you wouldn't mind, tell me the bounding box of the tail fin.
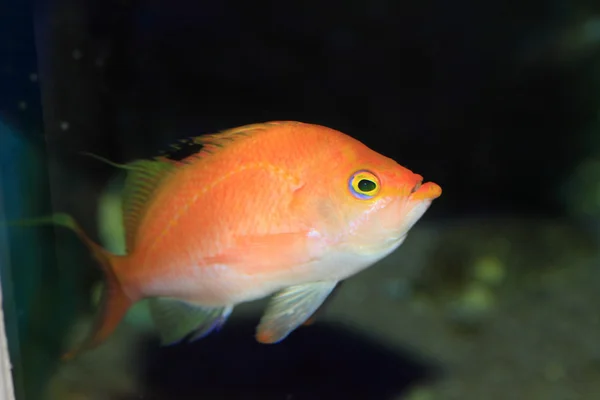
[9,213,135,360]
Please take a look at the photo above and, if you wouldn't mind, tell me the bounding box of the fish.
[19,121,442,360]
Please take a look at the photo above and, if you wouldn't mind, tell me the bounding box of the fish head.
[344,166,441,254]
[307,140,442,259]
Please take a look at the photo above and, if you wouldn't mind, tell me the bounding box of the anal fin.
[148,298,232,345]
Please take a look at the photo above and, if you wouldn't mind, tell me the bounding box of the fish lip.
[409,181,442,201]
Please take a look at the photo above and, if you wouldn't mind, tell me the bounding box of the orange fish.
[32,121,441,359]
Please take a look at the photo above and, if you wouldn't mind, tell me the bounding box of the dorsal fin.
[120,159,176,252]
[85,121,299,251]
[159,121,297,163]
[81,153,177,252]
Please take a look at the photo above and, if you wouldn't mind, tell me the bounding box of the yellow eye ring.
[349,170,380,199]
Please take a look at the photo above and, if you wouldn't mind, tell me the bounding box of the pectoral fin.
[302,280,345,326]
[256,281,338,344]
[148,298,232,345]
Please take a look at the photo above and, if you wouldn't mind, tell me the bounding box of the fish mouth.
[410,181,422,194]
[409,181,442,201]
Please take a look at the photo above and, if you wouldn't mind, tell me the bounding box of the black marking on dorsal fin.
[156,121,299,163]
[159,138,206,162]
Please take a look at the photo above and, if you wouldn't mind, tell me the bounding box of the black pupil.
[358,179,376,192]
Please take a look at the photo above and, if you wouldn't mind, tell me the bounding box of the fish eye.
[349,170,380,199]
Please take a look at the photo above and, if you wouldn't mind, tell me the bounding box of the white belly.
[141,235,405,306]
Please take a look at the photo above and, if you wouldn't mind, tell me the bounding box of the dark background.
[2,0,600,399]
[6,0,600,220]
